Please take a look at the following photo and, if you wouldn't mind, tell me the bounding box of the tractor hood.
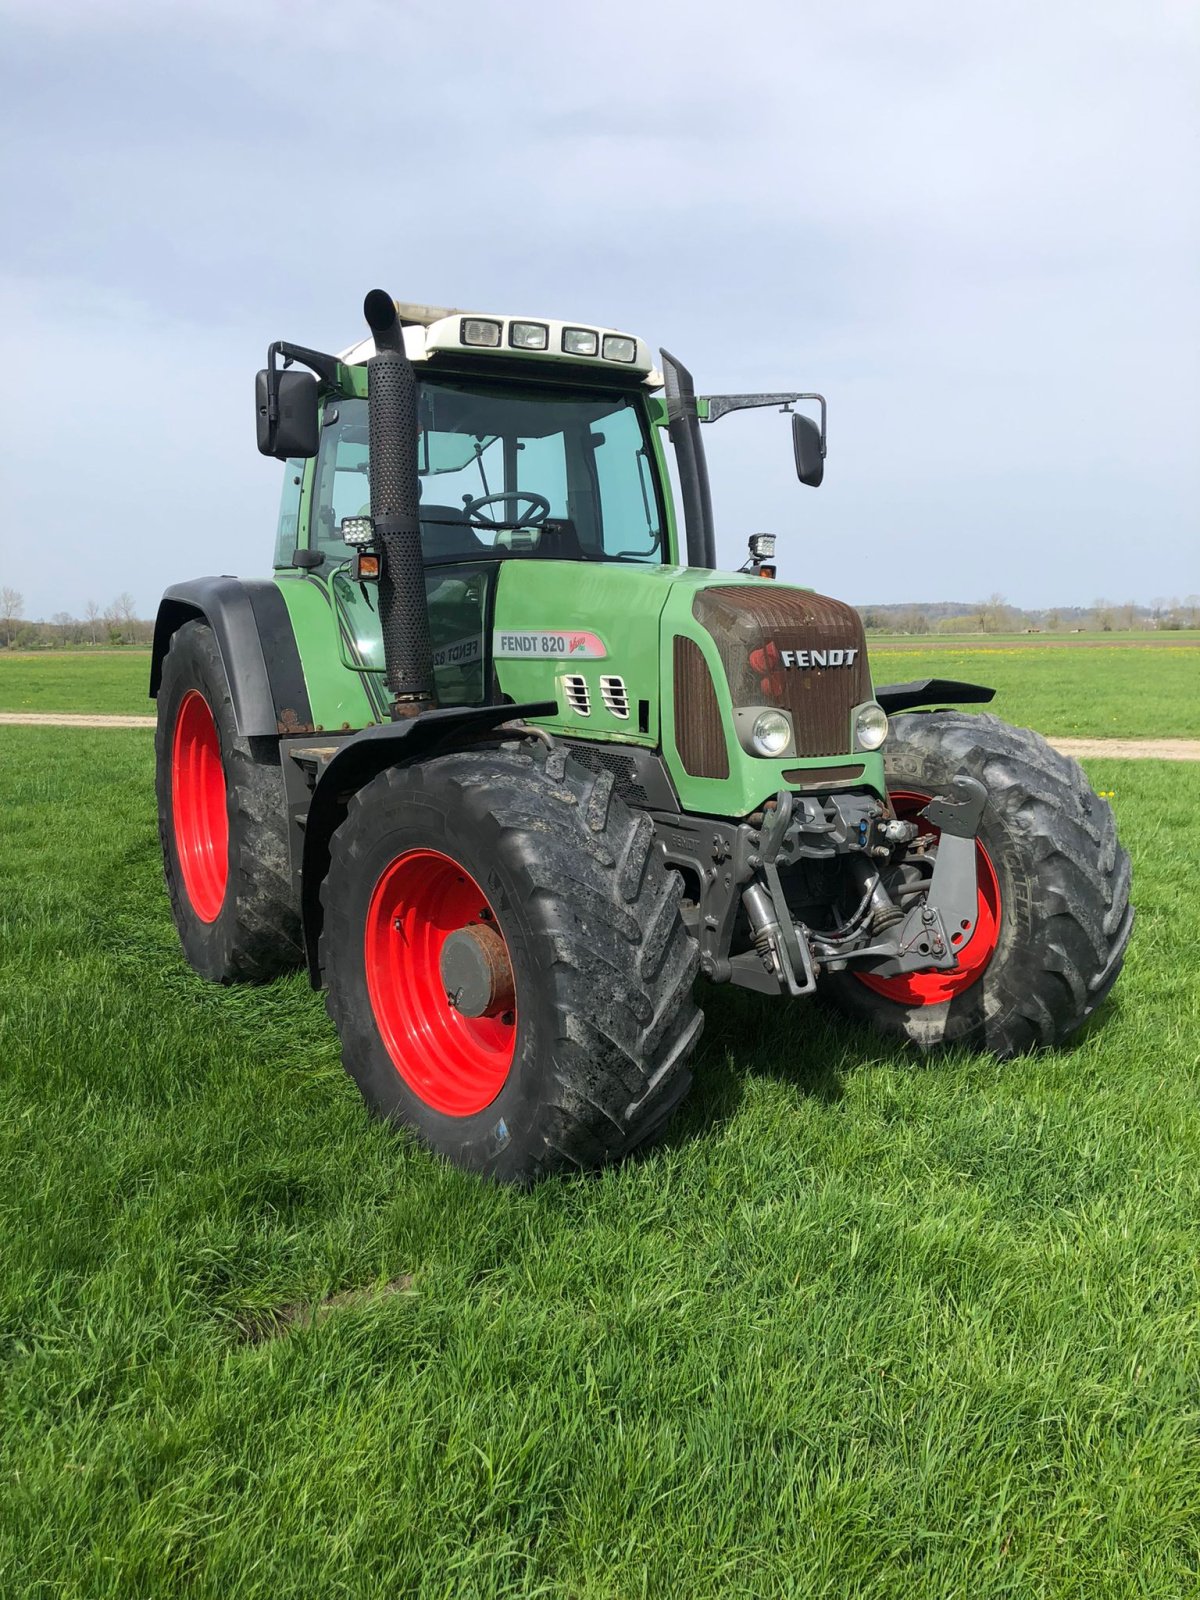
[490,562,882,817]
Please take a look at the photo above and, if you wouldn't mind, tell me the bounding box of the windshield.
[308,378,665,568]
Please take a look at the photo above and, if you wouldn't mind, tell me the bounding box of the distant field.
[0,650,152,715]
[3,641,1198,740]
[1,728,1197,1596]
[869,631,1200,648]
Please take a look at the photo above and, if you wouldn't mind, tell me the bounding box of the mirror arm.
[263,340,341,430]
[700,392,827,457]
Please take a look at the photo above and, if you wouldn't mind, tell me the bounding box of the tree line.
[0,589,151,649]
[858,594,1200,635]
[2,584,1199,650]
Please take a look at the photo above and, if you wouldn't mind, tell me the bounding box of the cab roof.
[339,302,661,387]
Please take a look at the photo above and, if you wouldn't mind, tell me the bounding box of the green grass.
[2,729,1198,1597]
[871,646,1200,739]
[0,650,152,715]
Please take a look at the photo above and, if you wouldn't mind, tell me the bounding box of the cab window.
[272,459,306,569]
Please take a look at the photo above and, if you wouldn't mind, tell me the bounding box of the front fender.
[300,701,556,983]
[874,678,995,715]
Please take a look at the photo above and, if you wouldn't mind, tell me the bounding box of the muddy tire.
[319,744,703,1183]
[155,619,302,983]
[826,711,1133,1055]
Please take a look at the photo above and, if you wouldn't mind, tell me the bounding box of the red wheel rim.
[855,788,1001,1005]
[171,690,229,923]
[364,848,517,1117]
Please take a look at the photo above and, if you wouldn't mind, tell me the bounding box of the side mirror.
[256,367,319,459]
[792,413,824,487]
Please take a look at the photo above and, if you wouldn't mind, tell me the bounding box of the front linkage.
[655,776,988,996]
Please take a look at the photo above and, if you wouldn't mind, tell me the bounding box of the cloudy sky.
[1,0,1195,620]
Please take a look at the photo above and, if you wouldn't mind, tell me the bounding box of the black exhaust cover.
[364,292,436,714]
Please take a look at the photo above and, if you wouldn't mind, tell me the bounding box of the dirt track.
[2,711,1198,762]
[0,712,157,729]
[1046,738,1200,761]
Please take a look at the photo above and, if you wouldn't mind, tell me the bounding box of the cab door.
[308,396,489,711]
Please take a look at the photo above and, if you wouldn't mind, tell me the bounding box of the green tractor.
[151,290,1133,1181]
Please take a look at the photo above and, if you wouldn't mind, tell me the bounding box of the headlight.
[854,702,889,750]
[751,709,792,757]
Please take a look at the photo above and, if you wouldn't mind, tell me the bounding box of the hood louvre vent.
[563,674,591,717]
[600,675,630,719]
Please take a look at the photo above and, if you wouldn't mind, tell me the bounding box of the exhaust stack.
[363,288,436,718]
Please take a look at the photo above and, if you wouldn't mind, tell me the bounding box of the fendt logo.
[778,646,858,668]
[749,641,858,675]
[749,640,858,698]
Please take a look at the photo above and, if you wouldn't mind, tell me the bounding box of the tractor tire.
[825,711,1133,1055]
[155,618,302,983]
[319,744,703,1182]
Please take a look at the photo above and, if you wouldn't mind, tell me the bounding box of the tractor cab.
[264,300,829,738]
[269,307,688,716]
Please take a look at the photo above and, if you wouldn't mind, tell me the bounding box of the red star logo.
[749,642,785,700]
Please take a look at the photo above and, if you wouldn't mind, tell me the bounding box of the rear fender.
[300,702,556,984]
[150,578,312,737]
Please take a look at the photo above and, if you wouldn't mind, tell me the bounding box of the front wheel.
[826,712,1133,1055]
[319,745,703,1182]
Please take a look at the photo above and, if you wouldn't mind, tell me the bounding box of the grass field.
[2,641,1198,739]
[2,724,1198,1597]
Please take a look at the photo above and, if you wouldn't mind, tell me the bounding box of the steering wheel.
[462,490,551,530]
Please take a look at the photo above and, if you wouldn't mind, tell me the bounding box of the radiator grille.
[567,745,652,808]
[691,586,868,758]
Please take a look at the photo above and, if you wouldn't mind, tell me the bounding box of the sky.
[1,0,1196,620]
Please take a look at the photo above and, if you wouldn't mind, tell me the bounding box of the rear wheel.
[826,711,1133,1055]
[155,619,302,983]
[319,744,703,1182]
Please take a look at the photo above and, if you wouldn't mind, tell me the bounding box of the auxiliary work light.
[340,516,375,546]
[748,533,776,560]
[461,318,502,348]
[562,328,599,356]
[601,334,637,363]
[509,321,549,351]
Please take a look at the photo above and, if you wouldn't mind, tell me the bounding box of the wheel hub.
[440,923,515,1019]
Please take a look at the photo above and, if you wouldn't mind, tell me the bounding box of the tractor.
[151,290,1133,1181]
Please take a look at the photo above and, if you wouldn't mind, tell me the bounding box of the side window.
[312,398,370,562]
[590,404,662,558]
[273,459,305,569]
